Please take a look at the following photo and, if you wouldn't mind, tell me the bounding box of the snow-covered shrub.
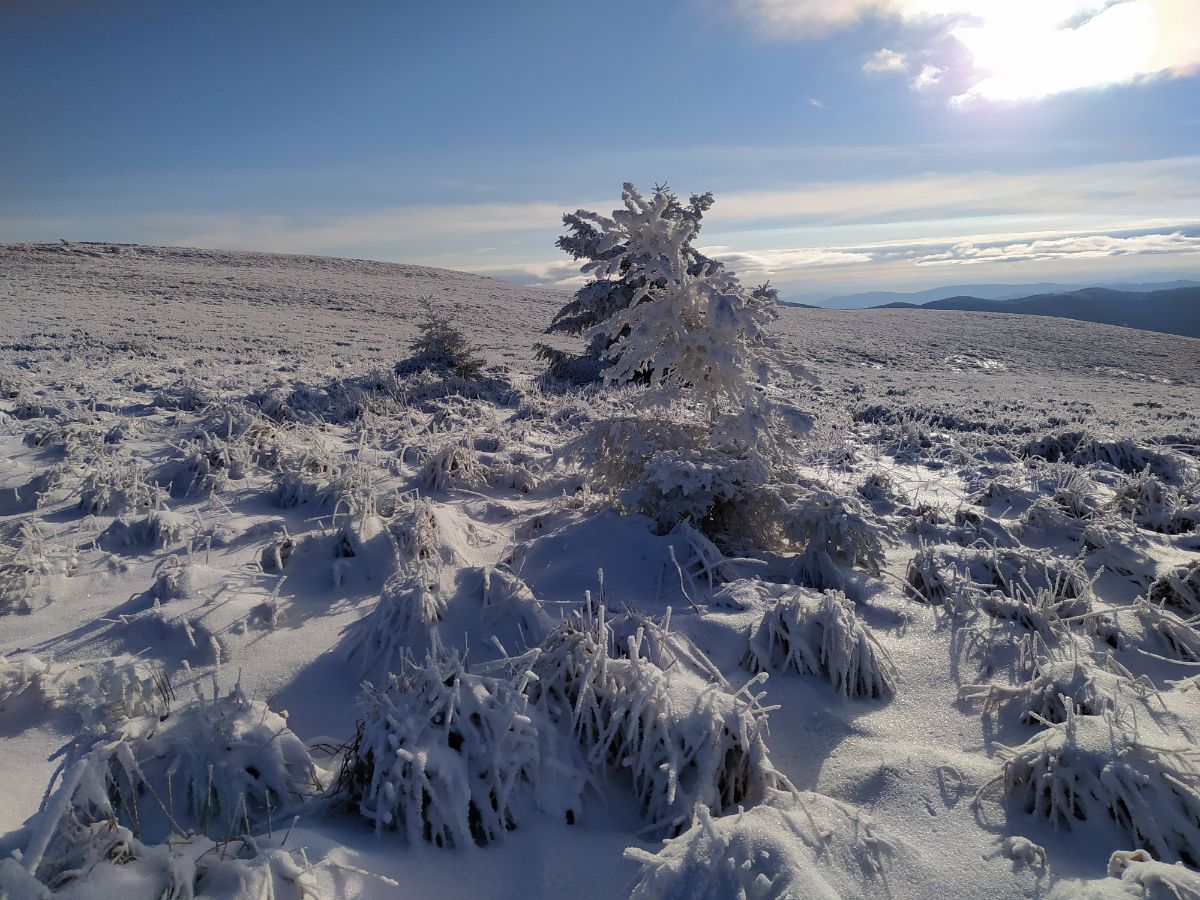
[260,531,295,573]
[116,602,224,665]
[965,545,1096,603]
[152,374,210,411]
[251,371,408,426]
[785,487,887,579]
[1,654,164,728]
[57,655,166,730]
[880,408,934,456]
[9,391,57,421]
[1133,599,1200,661]
[0,519,76,613]
[986,709,1200,866]
[485,459,538,493]
[606,608,728,685]
[1023,431,1192,483]
[979,585,1103,643]
[170,418,281,495]
[640,445,774,535]
[7,819,324,898]
[396,306,485,380]
[1150,562,1200,617]
[0,653,52,709]
[323,460,398,521]
[419,442,485,492]
[23,417,108,458]
[2,466,67,515]
[530,608,789,836]
[905,542,954,605]
[1111,469,1197,535]
[388,494,443,569]
[1106,848,1200,897]
[626,790,894,900]
[271,431,342,508]
[344,643,546,846]
[152,557,224,602]
[78,456,164,515]
[342,570,446,679]
[101,508,191,550]
[960,656,1137,724]
[36,685,320,847]
[671,522,746,590]
[743,589,897,699]
[564,415,785,547]
[1049,467,1106,520]
[478,565,552,648]
[858,470,905,509]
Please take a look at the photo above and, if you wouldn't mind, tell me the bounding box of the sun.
[941,0,1176,103]
[953,1,1157,102]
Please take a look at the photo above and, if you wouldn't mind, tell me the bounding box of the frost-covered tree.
[539,183,781,397]
[398,304,485,380]
[547,184,845,555]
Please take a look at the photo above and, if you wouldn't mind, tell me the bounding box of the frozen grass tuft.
[342,570,446,679]
[985,708,1200,866]
[420,442,486,492]
[1150,562,1200,617]
[1023,431,1195,484]
[344,640,549,846]
[743,588,898,700]
[626,790,894,900]
[1133,600,1200,662]
[530,607,790,837]
[78,456,165,515]
[960,655,1139,724]
[29,683,320,854]
[1106,848,1200,897]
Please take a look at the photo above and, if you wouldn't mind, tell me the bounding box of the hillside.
[1,244,1200,900]
[876,285,1200,338]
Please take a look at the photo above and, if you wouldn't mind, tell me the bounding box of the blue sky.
[2,0,1198,301]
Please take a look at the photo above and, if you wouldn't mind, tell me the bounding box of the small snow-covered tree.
[398,305,485,380]
[540,183,783,413]
[574,184,779,416]
[538,186,721,382]
[548,184,820,550]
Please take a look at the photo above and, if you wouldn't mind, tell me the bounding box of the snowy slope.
[1,242,1200,899]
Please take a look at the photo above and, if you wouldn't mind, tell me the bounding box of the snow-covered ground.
[2,242,1200,899]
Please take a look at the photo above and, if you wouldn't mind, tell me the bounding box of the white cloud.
[808,97,826,108]
[735,0,1200,103]
[501,226,1200,292]
[702,156,1200,228]
[483,258,589,288]
[701,245,874,276]
[151,201,580,254]
[911,64,945,90]
[911,230,1200,265]
[863,48,908,74]
[735,0,891,35]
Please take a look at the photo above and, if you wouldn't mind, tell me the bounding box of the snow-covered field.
[2,241,1200,899]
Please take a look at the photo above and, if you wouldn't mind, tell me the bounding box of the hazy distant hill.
[876,286,1200,338]
[813,278,1200,310]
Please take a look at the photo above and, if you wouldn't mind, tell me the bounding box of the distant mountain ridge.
[874,286,1200,339]
[807,278,1200,309]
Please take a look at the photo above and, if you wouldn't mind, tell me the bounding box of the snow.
[1,240,1199,898]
